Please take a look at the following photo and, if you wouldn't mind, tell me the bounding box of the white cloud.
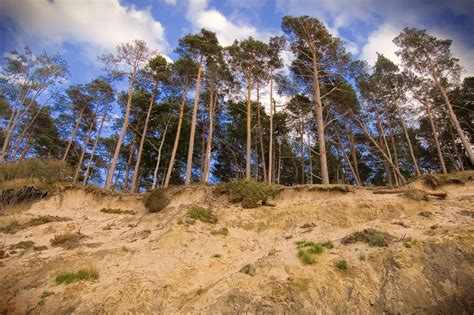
[0,0,169,55]
[360,24,400,66]
[185,0,272,46]
[164,0,177,5]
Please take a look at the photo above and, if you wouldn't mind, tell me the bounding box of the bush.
[297,249,316,264]
[335,259,349,271]
[55,268,98,284]
[215,180,279,208]
[341,229,392,247]
[143,188,170,213]
[187,207,217,223]
[0,159,71,186]
[296,240,328,265]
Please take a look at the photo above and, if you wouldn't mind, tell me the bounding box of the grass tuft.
[402,238,417,248]
[297,249,316,264]
[0,215,70,234]
[50,231,86,249]
[55,268,98,284]
[419,211,433,218]
[187,207,217,224]
[335,259,349,271]
[341,229,392,247]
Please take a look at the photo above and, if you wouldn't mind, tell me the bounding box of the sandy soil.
[0,180,473,314]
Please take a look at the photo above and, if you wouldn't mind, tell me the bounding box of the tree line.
[0,16,472,191]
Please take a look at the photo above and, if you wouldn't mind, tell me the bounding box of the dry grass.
[50,231,86,249]
[100,208,135,215]
[143,188,170,213]
[0,215,71,234]
[187,207,218,224]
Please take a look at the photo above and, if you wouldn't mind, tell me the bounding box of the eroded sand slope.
[0,179,473,314]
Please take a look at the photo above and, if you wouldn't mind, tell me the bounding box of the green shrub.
[143,188,170,213]
[100,208,135,215]
[297,249,316,264]
[215,180,279,208]
[402,238,417,248]
[0,159,71,186]
[321,241,334,249]
[187,207,217,224]
[335,259,348,271]
[55,268,98,284]
[341,229,392,247]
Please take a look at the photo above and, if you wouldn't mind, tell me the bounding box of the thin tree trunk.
[164,84,188,188]
[334,128,361,186]
[308,135,313,184]
[421,99,447,174]
[384,111,401,183]
[246,73,252,180]
[123,137,136,191]
[431,67,474,164]
[185,55,203,185]
[450,126,465,171]
[10,107,42,160]
[351,112,406,184]
[254,132,259,180]
[392,98,421,176]
[152,121,170,189]
[63,106,85,162]
[345,119,361,184]
[268,77,274,184]
[311,56,329,184]
[104,72,137,190]
[376,112,398,185]
[83,104,109,185]
[19,133,32,161]
[131,83,158,192]
[202,91,216,183]
[277,140,281,185]
[256,84,267,181]
[73,102,101,183]
[300,121,305,184]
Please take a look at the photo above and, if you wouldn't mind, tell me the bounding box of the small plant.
[0,250,5,259]
[55,268,98,284]
[121,246,130,252]
[431,224,439,230]
[215,180,279,208]
[143,188,170,213]
[341,229,392,247]
[402,238,417,248]
[50,231,86,249]
[298,249,316,264]
[359,254,366,261]
[100,208,135,215]
[419,211,433,218]
[335,259,349,271]
[187,207,217,224]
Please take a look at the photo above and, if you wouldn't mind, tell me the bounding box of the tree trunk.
[104,73,137,189]
[345,119,361,184]
[431,69,474,164]
[300,120,305,184]
[450,126,465,171]
[384,111,401,184]
[256,85,267,181]
[63,106,85,162]
[164,83,188,188]
[152,121,170,189]
[393,98,420,176]
[73,111,98,184]
[19,133,32,161]
[10,107,42,160]
[352,112,406,184]
[423,100,447,174]
[268,76,274,184]
[277,140,281,185]
[83,104,109,185]
[310,55,329,184]
[185,55,203,185]
[376,112,398,185]
[246,73,252,180]
[131,83,158,193]
[334,128,361,186]
[123,137,136,191]
[202,91,216,183]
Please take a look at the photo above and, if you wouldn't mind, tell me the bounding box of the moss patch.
[215,180,279,208]
[187,207,217,224]
[342,229,392,247]
[55,268,98,284]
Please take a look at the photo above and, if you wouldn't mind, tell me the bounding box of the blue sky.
[0,0,473,87]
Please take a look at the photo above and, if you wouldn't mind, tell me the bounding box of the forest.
[0,16,472,192]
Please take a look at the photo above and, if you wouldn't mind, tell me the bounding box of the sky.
[0,0,473,86]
